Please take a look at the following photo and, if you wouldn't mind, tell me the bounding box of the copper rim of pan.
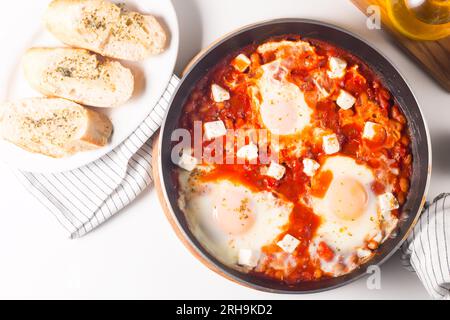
[157,18,432,293]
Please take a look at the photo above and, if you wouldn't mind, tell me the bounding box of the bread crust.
[0,98,113,158]
[23,47,134,108]
[45,0,167,61]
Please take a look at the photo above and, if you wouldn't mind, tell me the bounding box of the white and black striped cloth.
[13,75,179,239]
[401,193,450,300]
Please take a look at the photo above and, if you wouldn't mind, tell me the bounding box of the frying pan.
[157,19,431,293]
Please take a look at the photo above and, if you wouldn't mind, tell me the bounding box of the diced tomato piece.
[317,241,335,262]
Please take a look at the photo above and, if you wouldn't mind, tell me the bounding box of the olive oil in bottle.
[386,0,450,40]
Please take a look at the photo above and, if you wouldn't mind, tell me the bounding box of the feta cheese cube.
[236,143,258,161]
[357,248,372,259]
[327,57,347,79]
[336,90,356,110]
[362,121,386,142]
[303,158,320,177]
[204,120,227,140]
[232,54,251,72]
[378,192,400,212]
[238,249,260,268]
[265,161,286,180]
[277,234,300,253]
[177,150,198,171]
[211,84,230,102]
[322,134,340,155]
[362,121,378,140]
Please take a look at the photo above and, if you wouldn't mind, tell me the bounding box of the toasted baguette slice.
[23,47,134,108]
[44,0,167,61]
[0,98,113,158]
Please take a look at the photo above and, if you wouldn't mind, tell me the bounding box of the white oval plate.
[0,0,179,173]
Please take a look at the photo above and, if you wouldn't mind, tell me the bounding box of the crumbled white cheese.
[211,84,230,102]
[303,158,320,177]
[362,121,383,140]
[363,121,377,139]
[177,150,198,171]
[236,143,258,161]
[232,54,251,72]
[265,161,286,180]
[204,120,227,140]
[238,249,260,268]
[327,57,347,79]
[322,134,340,155]
[357,248,372,259]
[378,192,400,212]
[336,89,356,110]
[277,234,300,253]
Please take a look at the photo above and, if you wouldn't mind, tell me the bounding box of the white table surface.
[0,0,448,300]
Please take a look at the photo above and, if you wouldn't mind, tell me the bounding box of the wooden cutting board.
[350,0,450,92]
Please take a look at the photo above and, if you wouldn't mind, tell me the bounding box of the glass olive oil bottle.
[386,0,450,40]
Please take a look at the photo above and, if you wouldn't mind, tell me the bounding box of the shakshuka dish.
[172,36,412,283]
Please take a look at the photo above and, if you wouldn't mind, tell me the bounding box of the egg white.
[178,170,292,268]
[310,155,383,275]
[253,60,312,136]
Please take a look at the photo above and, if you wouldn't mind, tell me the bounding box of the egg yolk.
[260,100,304,135]
[256,61,312,136]
[328,177,368,221]
[212,189,256,235]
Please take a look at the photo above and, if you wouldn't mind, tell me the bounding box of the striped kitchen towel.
[13,75,180,239]
[401,193,450,300]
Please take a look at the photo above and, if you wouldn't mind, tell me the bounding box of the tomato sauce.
[174,35,412,283]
